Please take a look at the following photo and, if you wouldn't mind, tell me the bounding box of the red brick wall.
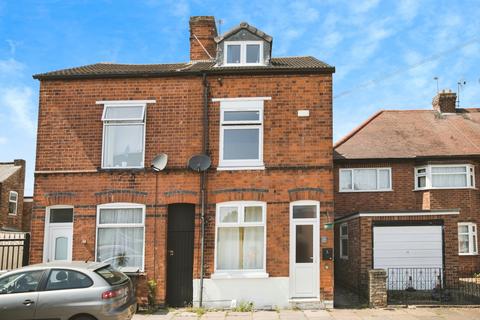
[334,159,480,293]
[32,72,334,305]
[0,160,26,231]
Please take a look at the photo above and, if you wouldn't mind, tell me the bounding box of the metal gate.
[0,232,30,270]
[387,268,480,305]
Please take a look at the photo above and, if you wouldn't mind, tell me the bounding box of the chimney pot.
[189,16,217,62]
[432,89,457,113]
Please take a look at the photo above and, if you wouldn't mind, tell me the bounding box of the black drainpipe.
[199,72,209,307]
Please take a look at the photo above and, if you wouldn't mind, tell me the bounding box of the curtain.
[97,227,143,270]
[99,208,143,224]
[432,173,467,187]
[217,226,264,270]
[340,170,352,190]
[354,169,377,190]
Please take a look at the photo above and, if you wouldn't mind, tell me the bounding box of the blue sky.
[1,0,479,195]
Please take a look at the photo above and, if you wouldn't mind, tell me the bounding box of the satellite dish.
[188,154,211,172]
[151,154,168,172]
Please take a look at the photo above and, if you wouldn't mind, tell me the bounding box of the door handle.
[168,250,174,256]
[23,299,34,306]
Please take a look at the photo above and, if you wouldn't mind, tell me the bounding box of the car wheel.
[70,314,97,320]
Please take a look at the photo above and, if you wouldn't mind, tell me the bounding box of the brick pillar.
[368,269,387,308]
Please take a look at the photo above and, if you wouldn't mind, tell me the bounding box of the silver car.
[0,261,136,320]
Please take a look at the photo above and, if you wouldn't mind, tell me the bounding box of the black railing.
[0,232,30,270]
[387,267,480,305]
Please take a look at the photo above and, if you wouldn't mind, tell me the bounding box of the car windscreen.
[95,266,129,286]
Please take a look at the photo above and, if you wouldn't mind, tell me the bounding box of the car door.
[34,269,95,320]
[0,269,45,320]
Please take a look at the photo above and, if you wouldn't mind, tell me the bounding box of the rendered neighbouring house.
[31,16,335,308]
[334,90,480,297]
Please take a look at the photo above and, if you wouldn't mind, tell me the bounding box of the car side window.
[46,269,93,291]
[0,270,44,294]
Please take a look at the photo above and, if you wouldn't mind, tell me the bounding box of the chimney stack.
[432,89,457,113]
[189,16,217,62]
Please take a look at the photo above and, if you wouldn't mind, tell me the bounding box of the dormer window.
[224,41,263,66]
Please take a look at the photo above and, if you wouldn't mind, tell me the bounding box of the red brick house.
[0,159,29,232]
[31,16,335,308]
[334,91,480,296]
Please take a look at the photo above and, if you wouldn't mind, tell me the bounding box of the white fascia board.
[335,210,460,223]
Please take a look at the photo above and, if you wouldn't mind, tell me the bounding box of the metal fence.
[387,267,480,305]
[0,232,30,270]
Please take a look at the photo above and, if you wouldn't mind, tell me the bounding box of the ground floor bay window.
[96,203,145,272]
[213,201,267,278]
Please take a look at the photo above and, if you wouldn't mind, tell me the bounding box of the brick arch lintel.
[210,188,268,203]
[288,187,324,202]
[95,189,147,204]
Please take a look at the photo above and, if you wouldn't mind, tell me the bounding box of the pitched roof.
[334,108,480,160]
[33,56,334,80]
[214,22,273,43]
[0,164,21,183]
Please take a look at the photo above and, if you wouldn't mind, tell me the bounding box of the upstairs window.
[415,165,475,190]
[218,98,267,169]
[339,168,392,192]
[100,102,147,169]
[8,191,18,215]
[224,41,263,66]
[458,222,478,255]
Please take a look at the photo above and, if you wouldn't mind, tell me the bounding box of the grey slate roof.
[214,22,273,43]
[0,164,21,183]
[33,57,334,80]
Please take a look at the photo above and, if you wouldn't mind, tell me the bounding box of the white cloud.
[0,58,24,77]
[351,0,380,14]
[397,0,420,21]
[0,86,36,133]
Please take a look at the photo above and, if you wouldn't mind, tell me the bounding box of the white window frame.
[98,100,155,169]
[95,203,146,273]
[414,164,475,190]
[8,191,18,215]
[458,222,478,255]
[339,168,392,192]
[212,201,268,279]
[224,41,264,66]
[218,99,265,170]
[340,222,348,259]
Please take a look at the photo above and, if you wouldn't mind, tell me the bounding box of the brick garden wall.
[32,72,334,305]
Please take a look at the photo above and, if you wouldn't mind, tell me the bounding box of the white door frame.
[43,205,74,262]
[289,200,320,299]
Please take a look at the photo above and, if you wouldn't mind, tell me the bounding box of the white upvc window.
[96,203,145,272]
[218,98,266,170]
[224,41,264,66]
[99,101,152,169]
[8,191,18,215]
[213,201,267,278]
[415,164,475,190]
[458,222,478,255]
[339,168,392,192]
[340,223,348,259]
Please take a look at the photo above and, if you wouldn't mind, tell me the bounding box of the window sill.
[340,256,348,260]
[339,189,393,193]
[217,166,265,171]
[459,253,478,256]
[211,272,269,279]
[414,187,476,191]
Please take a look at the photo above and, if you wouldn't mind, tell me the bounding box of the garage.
[373,224,443,290]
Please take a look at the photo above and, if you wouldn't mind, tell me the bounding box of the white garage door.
[373,225,443,290]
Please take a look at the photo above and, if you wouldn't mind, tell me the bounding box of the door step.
[289,298,326,309]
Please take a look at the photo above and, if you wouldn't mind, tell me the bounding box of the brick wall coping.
[335,209,460,223]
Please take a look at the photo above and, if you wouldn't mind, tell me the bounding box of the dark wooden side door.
[167,203,195,307]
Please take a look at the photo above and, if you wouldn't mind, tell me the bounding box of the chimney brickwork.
[432,90,457,113]
[189,16,217,61]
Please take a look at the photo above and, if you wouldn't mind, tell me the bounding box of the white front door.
[289,201,320,299]
[44,207,74,262]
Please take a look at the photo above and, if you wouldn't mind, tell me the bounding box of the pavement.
[134,307,480,320]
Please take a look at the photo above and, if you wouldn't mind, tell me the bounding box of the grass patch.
[232,301,254,312]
